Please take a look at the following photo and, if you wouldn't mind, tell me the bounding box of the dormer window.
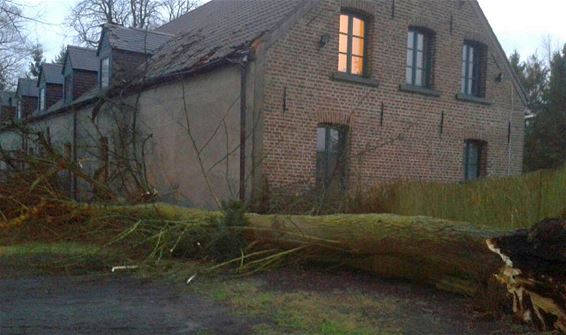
[338,13,366,76]
[39,87,46,111]
[100,57,110,88]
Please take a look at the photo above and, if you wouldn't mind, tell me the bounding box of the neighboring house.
[0,91,16,122]
[37,63,64,115]
[62,46,99,104]
[0,0,528,209]
[97,24,173,88]
[14,78,38,120]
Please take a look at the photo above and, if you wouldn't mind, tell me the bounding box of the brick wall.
[46,84,63,110]
[259,0,525,196]
[72,70,98,100]
[20,96,38,119]
[112,50,149,84]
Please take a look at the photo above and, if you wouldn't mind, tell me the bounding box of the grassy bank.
[349,166,566,230]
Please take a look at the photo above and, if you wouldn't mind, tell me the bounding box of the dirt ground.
[0,259,541,335]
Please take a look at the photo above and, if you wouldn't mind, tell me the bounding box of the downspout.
[508,82,514,176]
[72,109,78,200]
[239,53,249,202]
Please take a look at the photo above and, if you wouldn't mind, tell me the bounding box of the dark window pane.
[317,127,326,152]
[407,31,414,49]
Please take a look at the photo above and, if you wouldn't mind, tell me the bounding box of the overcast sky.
[19,0,566,65]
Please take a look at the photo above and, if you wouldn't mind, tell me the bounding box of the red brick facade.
[72,70,98,100]
[259,0,525,195]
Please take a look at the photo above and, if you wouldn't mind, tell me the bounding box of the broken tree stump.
[487,218,566,333]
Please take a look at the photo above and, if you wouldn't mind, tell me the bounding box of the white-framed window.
[39,87,46,111]
[100,57,110,88]
[17,99,22,119]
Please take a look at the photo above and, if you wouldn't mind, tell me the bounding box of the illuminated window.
[462,41,487,97]
[338,13,366,76]
[406,28,433,88]
[100,57,110,88]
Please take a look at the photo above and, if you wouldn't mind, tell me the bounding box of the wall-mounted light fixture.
[319,33,331,48]
[495,72,503,83]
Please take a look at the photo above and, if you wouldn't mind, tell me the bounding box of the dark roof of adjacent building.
[100,24,174,55]
[145,0,307,79]
[16,78,39,97]
[66,46,99,72]
[39,63,64,85]
[0,91,15,107]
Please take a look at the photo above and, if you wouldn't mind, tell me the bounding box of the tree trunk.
[247,213,503,296]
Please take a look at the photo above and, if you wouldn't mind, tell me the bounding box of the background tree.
[28,43,44,78]
[67,0,200,46]
[52,45,67,65]
[158,0,198,23]
[67,0,132,46]
[524,45,566,171]
[0,0,28,89]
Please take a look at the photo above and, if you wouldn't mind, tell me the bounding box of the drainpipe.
[239,53,249,202]
[72,109,78,200]
[508,82,514,176]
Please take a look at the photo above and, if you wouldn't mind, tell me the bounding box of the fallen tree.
[488,218,566,333]
[3,201,566,332]
[246,214,505,296]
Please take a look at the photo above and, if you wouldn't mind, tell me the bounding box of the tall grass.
[348,166,566,230]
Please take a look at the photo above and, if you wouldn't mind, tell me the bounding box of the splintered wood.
[488,218,566,333]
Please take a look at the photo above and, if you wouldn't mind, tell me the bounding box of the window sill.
[331,72,379,88]
[399,84,441,97]
[455,93,492,105]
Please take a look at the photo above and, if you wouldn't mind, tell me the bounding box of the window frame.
[316,124,348,190]
[461,41,487,98]
[338,11,367,77]
[463,140,486,181]
[39,87,46,112]
[100,57,110,88]
[406,27,433,88]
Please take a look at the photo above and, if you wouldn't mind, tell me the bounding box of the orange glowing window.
[338,13,366,76]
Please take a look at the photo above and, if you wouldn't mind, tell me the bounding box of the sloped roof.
[16,78,38,97]
[145,0,307,79]
[0,91,15,107]
[101,24,174,54]
[40,63,64,85]
[66,46,99,72]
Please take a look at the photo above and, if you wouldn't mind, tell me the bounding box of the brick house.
[0,0,527,209]
[14,78,38,120]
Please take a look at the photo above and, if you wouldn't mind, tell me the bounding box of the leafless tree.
[67,0,197,47]
[67,0,131,46]
[0,0,27,89]
[158,0,198,23]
